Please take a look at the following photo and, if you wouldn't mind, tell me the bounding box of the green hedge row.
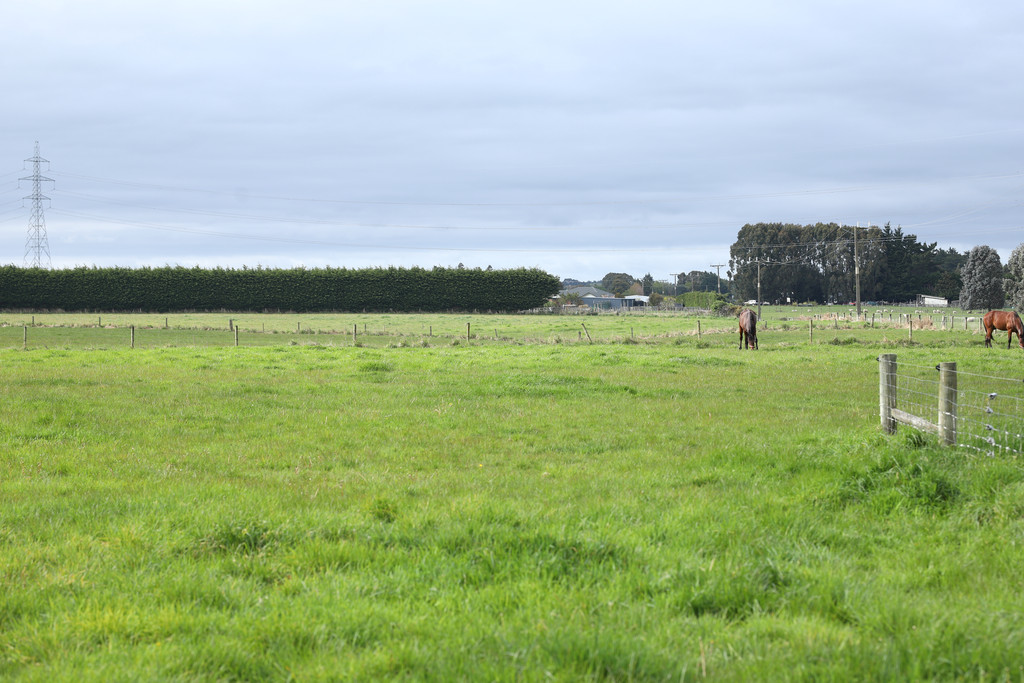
[0,266,562,313]
[679,291,726,309]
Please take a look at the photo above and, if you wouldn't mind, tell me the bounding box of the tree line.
[580,223,1024,313]
[0,265,561,313]
[728,222,967,304]
[582,271,728,298]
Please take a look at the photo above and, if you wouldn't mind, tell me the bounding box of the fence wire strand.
[958,382,1024,457]
[889,359,1024,456]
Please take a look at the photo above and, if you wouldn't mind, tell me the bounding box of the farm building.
[559,286,614,298]
[556,286,649,310]
[582,295,647,310]
[916,294,949,307]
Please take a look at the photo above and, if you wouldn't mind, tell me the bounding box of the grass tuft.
[194,521,286,556]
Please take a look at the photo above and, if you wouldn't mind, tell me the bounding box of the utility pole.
[710,264,725,294]
[22,142,53,268]
[854,223,862,318]
[757,260,763,320]
[670,273,680,297]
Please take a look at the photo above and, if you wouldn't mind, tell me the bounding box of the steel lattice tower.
[22,141,53,268]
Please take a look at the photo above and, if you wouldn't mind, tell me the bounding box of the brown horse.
[738,308,758,350]
[983,310,1024,349]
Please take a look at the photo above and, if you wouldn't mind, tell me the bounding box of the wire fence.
[956,368,1024,457]
[882,356,1024,456]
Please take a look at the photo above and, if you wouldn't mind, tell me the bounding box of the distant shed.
[583,295,644,310]
[916,294,948,307]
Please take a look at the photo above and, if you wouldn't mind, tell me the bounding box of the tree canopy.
[959,246,1004,311]
[1002,243,1024,312]
[728,222,966,304]
[676,271,722,294]
[600,272,637,296]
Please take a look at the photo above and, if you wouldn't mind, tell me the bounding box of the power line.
[51,189,737,232]
[48,170,879,207]
[47,167,1024,208]
[49,209,664,253]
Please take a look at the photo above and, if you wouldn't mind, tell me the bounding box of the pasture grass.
[2,316,1024,680]
[0,306,1000,351]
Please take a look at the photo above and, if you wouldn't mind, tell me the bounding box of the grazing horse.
[983,310,1024,349]
[738,308,758,350]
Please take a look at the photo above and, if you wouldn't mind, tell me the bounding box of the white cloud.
[2,0,1022,279]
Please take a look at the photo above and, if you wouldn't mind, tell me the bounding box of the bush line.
[0,265,561,313]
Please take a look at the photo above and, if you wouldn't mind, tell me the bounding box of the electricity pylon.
[22,141,53,268]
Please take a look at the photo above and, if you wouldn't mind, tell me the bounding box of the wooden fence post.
[581,322,592,343]
[23,326,27,349]
[130,325,135,349]
[466,322,471,341]
[697,320,702,340]
[879,353,897,434]
[938,361,957,446]
[234,327,239,347]
[809,319,813,342]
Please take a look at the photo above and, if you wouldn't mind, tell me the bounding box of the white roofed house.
[556,286,648,310]
[560,286,614,298]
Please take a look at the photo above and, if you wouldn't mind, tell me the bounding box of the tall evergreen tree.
[960,245,1005,310]
[1004,243,1024,313]
[642,273,654,296]
[877,224,940,302]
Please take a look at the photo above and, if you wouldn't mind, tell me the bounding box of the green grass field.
[3,310,1024,681]
[0,305,992,350]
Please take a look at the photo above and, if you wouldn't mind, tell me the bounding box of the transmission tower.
[21,141,53,268]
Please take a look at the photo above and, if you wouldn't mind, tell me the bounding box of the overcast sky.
[2,0,1022,283]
